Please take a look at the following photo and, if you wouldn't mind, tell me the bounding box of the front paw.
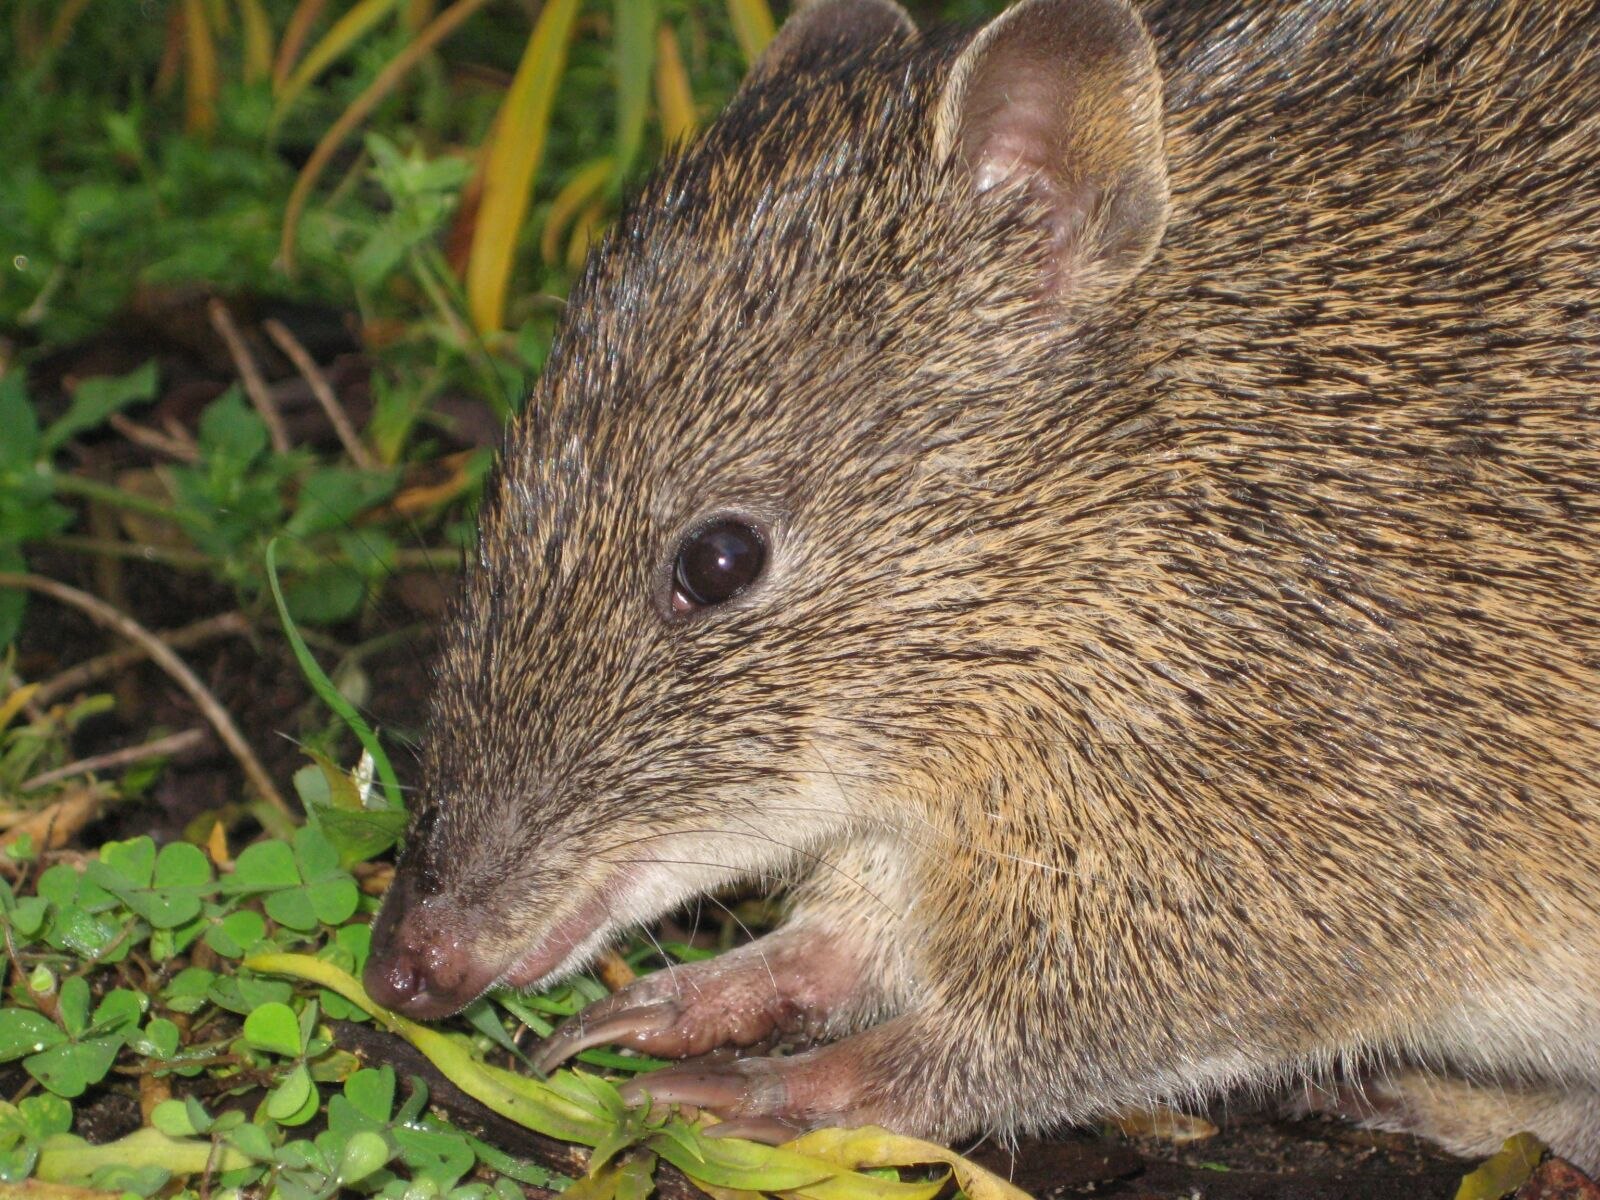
[535,929,867,1075]
[534,966,780,1073]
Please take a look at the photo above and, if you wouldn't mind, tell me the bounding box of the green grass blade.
[612,0,657,186]
[272,0,405,129]
[264,538,403,811]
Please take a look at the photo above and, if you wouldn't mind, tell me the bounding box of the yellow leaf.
[653,23,696,147]
[35,1128,249,1182]
[785,1170,946,1200]
[563,1162,622,1200]
[725,0,775,67]
[181,0,219,138]
[615,1151,659,1200]
[1454,1132,1546,1200]
[236,0,273,83]
[566,199,608,273]
[244,955,1014,1200]
[273,0,330,88]
[465,0,583,333]
[784,1127,1032,1200]
[272,0,405,124]
[542,158,615,266]
[205,819,233,869]
[245,953,610,1144]
[0,683,39,732]
[1112,1106,1218,1144]
[567,1151,660,1200]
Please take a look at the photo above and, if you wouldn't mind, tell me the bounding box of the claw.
[534,999,680,1074]
[704,1116,805,1145]
[619,1058,795,1123]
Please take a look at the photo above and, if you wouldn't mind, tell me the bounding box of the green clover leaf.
[0,1010,65,1061]
[266,1061,318,1124]
[242,1001,303,1058]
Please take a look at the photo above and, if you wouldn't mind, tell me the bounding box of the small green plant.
[0,364,161,645]
[0,815,1036,1198]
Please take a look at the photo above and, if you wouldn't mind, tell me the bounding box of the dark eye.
[671,518,767,613]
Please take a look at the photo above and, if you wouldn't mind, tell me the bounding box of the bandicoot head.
[360,0,1600,1168]
[364,0,1169,1017]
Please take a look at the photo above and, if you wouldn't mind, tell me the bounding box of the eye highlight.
[671,518,767,614]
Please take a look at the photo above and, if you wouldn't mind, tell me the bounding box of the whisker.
[634,921,682,999]
[597,826,898,917]
[701,892,780,999]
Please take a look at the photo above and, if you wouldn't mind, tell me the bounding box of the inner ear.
[740,0,917,89]
[934,0,1169,301]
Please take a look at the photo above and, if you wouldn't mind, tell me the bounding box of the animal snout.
[364,882,495,1019]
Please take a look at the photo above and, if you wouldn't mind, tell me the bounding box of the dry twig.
[263,318,377,470]
[21,727,207,792]
[34,611,251,707]
[0,573,292,817]
[207,299,291,453]
[108,413,200,462]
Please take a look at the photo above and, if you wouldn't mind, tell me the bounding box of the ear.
[742,0,917,87]
[934,0,1169,301]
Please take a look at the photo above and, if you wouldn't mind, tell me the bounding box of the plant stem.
[43,535,210,570]
[49,474,190,526]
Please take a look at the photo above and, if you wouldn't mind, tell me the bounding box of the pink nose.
[364,881,495,1019]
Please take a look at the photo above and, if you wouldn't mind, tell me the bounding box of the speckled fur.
[394,0,1600,1164]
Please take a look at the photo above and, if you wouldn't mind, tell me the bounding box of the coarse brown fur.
[368,0,1600,1166]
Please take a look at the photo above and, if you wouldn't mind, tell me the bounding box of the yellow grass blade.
[565,198,607,273]
[403,0,437,32]
[272,0,404,125]
[653,22,696,147]
[0,684,39,732]
[612,0,657,183]
[725,0,775,67]
[279,0,495,273]
[542,157,614,266]
[46,0,93,50]
[182,0,219,138]
[154,3,185,96]
[237,0,274,83]
[465,0,583,333]
[783,1128,1029,1200]
[273,0,329,88]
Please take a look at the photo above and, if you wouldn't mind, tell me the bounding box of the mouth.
[496,889,617,991]
[369,835,768,1020]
